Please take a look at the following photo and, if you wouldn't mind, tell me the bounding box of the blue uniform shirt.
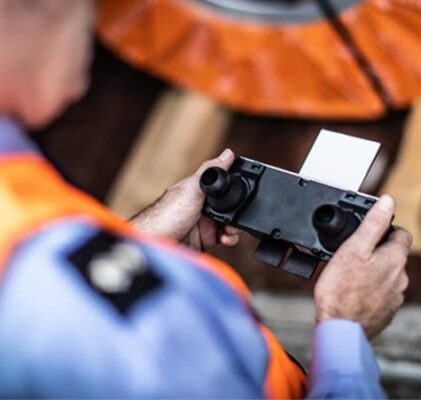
[0,117,385,398]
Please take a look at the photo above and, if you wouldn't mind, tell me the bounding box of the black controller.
[200,156,383,279]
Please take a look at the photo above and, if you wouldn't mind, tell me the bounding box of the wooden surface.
[108,90,231,218]
[381,100,421,253]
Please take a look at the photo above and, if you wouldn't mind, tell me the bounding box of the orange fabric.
[97,0,421,120]
[260,324,306,399]
[0,155,136,278]
[0,155,305,398]
[345,1,421,109]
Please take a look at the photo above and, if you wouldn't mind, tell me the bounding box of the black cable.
[317,0,392,110]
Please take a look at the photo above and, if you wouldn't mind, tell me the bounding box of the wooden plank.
[380,100,421,253]
[107,89,231,218]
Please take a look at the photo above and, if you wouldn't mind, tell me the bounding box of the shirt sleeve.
[307,319,385,399]
[0,117,39,154]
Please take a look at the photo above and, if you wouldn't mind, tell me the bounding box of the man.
[0,0,411,398]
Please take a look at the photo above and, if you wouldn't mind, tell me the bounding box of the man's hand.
[314,195,412,339]
[130,149,240,251]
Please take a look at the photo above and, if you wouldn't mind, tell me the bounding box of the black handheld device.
[200,156,381,279]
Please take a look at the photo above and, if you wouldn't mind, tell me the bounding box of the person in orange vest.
[0,1,411,398]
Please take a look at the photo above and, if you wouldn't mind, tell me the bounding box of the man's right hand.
[314,195,412,339]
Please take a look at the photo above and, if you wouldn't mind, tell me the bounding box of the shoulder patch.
[67,231,163,315]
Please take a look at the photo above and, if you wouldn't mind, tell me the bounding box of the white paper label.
[299,129,380,191]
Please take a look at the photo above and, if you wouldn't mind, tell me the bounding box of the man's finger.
[196,148,235,176]
[346,194,395,254]
[384,228,412,251]
[220,233,240,246]
[199,217,218,250]
[224,226,239,236]
[376,240,409,265]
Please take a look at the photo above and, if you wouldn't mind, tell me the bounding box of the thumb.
[173,148,235,206]
[195,148,235,176]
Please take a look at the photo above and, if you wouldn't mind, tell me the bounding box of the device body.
[200,156,378,279]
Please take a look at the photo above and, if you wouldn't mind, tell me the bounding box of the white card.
[299,129,380,191]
